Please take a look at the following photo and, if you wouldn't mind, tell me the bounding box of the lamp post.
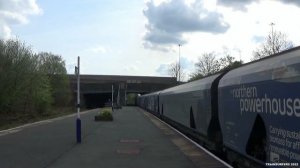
[270,22,275,53]
[75,56,81,143]
[178,44,181,81]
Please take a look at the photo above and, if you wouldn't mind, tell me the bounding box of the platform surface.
[0,107,229,168]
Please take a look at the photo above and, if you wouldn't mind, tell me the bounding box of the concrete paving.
[0,109,99,168]
[0,107,227,168]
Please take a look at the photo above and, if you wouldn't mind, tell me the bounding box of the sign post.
[75,56,81,143]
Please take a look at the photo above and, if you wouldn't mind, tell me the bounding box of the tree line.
[0,39,71,124]
[169,27,293,82]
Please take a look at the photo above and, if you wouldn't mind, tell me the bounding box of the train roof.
[219,46,300,87]
[160,73,222,95]
[139,91,160,97]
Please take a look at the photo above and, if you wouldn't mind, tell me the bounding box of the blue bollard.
[76,118,81,143]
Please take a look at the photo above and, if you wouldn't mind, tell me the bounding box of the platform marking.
[116,149,140,155]
[120,139,140,143]
[0,129,21,137]
[0,109,98,136]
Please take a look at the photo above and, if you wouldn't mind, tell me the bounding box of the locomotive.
[137,46,300,167]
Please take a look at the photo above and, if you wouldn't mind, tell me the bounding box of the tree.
[253,25,293,60]
[168,62,185,82]
[188,72,203,82]
[222,60,243,71]
[38,52,67,75]
[0,39,52,116]
[188,52,243,82]
[194,52,220,76]
[219,55,243,71]
[0,39,71,125]
[188,52,220,82]
[219,55,234,68]
[37,52,71,107]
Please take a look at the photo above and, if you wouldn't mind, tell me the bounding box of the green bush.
[95,108,113,121]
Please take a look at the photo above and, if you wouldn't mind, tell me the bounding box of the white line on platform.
[0,109,98,136]
[148,111,233,168]
[0,129,21,137]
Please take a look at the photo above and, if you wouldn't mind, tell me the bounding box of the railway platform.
[49,106,230,168]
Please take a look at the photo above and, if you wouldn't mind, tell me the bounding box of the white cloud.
[0,0,42,39]
[0,25,12,39]
[175,0,300,65]
[88,46,107,54]
[216,0,300,11]
[123,65,139,72]
[143,0,229,51]
[275,0,300,8]
[0,0,42,15]
[216,0,258,11]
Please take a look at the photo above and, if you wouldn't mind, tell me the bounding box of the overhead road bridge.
[68,75,177,109]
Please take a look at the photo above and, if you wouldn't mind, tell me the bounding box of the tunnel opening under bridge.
[83,93,112,109]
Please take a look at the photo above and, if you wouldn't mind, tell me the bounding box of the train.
[137,46,300,167]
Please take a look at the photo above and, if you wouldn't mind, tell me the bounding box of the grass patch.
[95,107,113,121]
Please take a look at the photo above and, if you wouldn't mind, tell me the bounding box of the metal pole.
[112,84,114,111]
[178,44,181,81]
[124,83,127,106]
[270,22,275,53]
[77,56,80,119]
[117,84,120,107]
[76,56,81,143]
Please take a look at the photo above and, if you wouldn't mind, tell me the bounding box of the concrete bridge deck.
[68,75,178,108]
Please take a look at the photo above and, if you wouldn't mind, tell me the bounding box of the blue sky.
[1,0,300,80]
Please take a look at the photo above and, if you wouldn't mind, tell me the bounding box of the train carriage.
[138,46,300,167]
[218,46,300,166]
[138,91,160,116]
[159,73,225,151]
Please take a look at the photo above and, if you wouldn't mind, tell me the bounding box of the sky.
[1,0,300,80]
